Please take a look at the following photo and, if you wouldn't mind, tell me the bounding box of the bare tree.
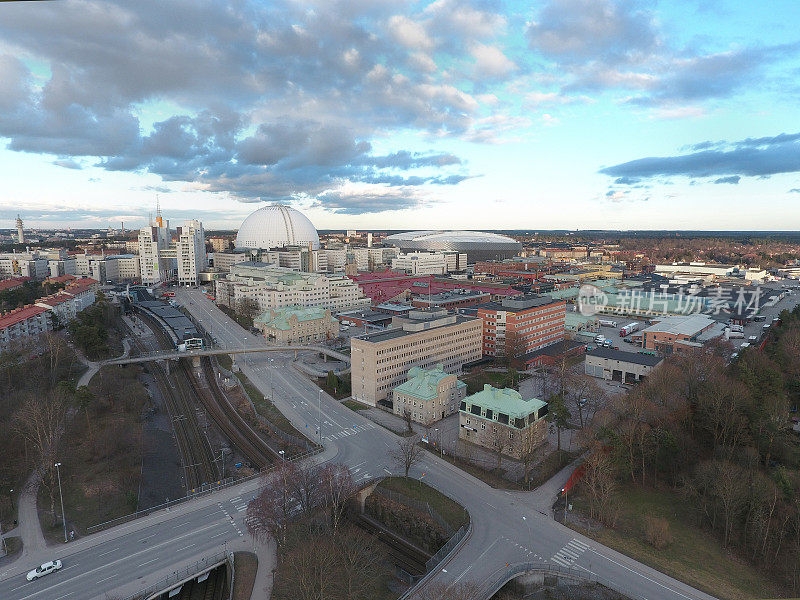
[580,446,618,527]
[272,536,340,600]
[13,391,68,522]
[320,462,356,533]
[336,526,389,600]
[390,435,424,477]
[285,462,322,516]
[246,461,294,547]
[402,408,414,434]
[488,424,509,470]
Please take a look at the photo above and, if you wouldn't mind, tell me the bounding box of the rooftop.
[642,314,716,337]
[586,346,663,367]
[394,364,465,400]
[353,313,479,344]
[0,305,49,331]
[255,305,333,330]
[462,384,547,420]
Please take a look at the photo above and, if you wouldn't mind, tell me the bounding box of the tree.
[336,526,389,600]
[402,408,414,434]
[546,394,571,452]
[390,435,424,477]
[285,462,322,517]
[246,461,294,547]
[236,298,260,327]
[580,447,618,526]
[320,462,356,533]
[272,536,340,600]
[488,424,509,470]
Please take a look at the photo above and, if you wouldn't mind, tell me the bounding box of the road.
[0,288,718,600]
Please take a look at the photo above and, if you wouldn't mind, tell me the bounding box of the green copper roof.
[462,385,546,420]
[254,305,334,331]
[394,364,465,401]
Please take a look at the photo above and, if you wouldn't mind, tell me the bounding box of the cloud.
[470,44,516,78]
[52,159,82,170]
[713,175,740,184]
[601,131,800,181]
[0,0,502,214]
[650,106,706,120]
[789,188,800,193]
[527,0,658,64]
[313,186,431,214]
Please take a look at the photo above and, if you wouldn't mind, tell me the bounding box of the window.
[481,423,486,430]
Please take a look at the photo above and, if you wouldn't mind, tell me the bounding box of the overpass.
[101,344,352,375]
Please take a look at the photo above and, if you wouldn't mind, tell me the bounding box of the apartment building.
[350,308,482,407]
[458,385,548,460]
[392,251,467,275]
[209,237,231,253]
[393,364,467,425]
[213,250,250,273]
[0,252,49,279]
[254,305,338,345]
[48,258,77,279]
[215,262,369,313]
[476,295,566,359]
[117,255,141,281]
[138,218,172,285]
[0,278,98,352]
[353,246,400,271]
[176,220,207,286]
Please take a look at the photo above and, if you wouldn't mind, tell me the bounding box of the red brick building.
[475,295,566,360]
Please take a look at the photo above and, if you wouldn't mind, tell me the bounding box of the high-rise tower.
[15,215,24,244]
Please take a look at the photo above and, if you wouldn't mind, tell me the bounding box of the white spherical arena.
[235,205,320,250]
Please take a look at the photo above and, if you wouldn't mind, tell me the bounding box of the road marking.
[53,593,74,600]
[96,575,116,584]
[138,559,158,567]
[589,549,695,600]
[551,555,571,567]
[210,531,228,539]
[179,544,195,551]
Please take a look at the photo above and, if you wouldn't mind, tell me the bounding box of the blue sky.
[0,0,799,231]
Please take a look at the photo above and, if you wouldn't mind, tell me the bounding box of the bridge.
[102,344,352,375]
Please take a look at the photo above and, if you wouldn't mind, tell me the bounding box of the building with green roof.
[254,305,338,344]
[459,384,549,459]
[393,364,467,425]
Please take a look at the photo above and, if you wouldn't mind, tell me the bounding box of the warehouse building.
[585,347,663,383]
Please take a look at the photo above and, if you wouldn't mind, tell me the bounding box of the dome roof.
[383,230,521,262]
[385,230,519,245]
[235,205,320,250]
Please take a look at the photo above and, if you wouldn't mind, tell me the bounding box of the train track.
[182,357,275,469]
[135,312,218,490]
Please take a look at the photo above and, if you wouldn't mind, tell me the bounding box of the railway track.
[182,357,275,469]
[134,312,218,490]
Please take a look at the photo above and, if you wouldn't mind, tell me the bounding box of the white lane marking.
[589,549,695,600]
[96,547,119,557]
[96,575,116,584]
[179,544,195,551]
[138,559,158,568]
[53,593,74,600]
[551,555,571,567]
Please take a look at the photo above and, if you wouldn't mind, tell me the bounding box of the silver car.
[26,560,62,581]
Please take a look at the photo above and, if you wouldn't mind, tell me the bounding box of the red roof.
[47,275,77,284]
[348,270,516,304]
[63,278,98,296]
[0,277,31,292]
[37,293,72,307]
[0,305,49,330]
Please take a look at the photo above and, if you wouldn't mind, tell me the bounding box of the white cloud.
[470,43,516,78]
[387,15,433,50]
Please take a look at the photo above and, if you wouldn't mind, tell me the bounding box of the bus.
[184,338,204,350]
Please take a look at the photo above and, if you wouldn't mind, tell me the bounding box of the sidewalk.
[16,471,47,560]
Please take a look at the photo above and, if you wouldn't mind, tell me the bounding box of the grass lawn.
[432,446,523,490]
[378,477,469,531]
[235,371,309,440]
[216,352,233,371]
[343,399,370,411]
[528,449,578,488]
[569,484,787,600]
[232,552,258,600]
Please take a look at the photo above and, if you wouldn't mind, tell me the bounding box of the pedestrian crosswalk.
[551,538,589,567]
[324,422,375,441]
[229,495,249,512]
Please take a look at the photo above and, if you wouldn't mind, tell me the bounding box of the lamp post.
[318,389,322,443]
[54,462,67,543]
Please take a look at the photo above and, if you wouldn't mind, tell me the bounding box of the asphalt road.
[0,288,719,600]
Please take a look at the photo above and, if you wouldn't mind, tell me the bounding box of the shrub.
[644,516,672,549]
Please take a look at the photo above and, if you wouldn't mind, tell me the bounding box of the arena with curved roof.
[383,230,522,262]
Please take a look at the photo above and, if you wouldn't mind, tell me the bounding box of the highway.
[0,288,718,600]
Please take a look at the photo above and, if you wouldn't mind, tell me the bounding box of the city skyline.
[1,0,799,231]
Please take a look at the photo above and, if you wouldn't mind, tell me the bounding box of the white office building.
[176,220,207,286]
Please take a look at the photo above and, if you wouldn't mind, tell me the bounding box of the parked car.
[27,560,62,581]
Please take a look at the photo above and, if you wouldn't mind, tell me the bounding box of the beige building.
[350,308,482,407]
[459,385,548,460]
[209,237,232,253]
[254,305,338,345]
[393,364,467,425]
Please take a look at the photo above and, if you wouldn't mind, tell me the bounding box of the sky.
[1,0,799,232]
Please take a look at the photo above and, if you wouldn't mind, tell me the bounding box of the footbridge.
[102,344,351,376]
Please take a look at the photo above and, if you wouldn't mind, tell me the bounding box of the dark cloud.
[614,176,640,185]
[313,189,425,214]
[713,175,740,184]
[601,131,800,181]
[789,188,800,193]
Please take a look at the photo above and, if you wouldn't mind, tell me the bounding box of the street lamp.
[318,389,322,443]
[54,462,67,543]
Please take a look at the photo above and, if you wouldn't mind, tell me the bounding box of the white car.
[26,560,62,581]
